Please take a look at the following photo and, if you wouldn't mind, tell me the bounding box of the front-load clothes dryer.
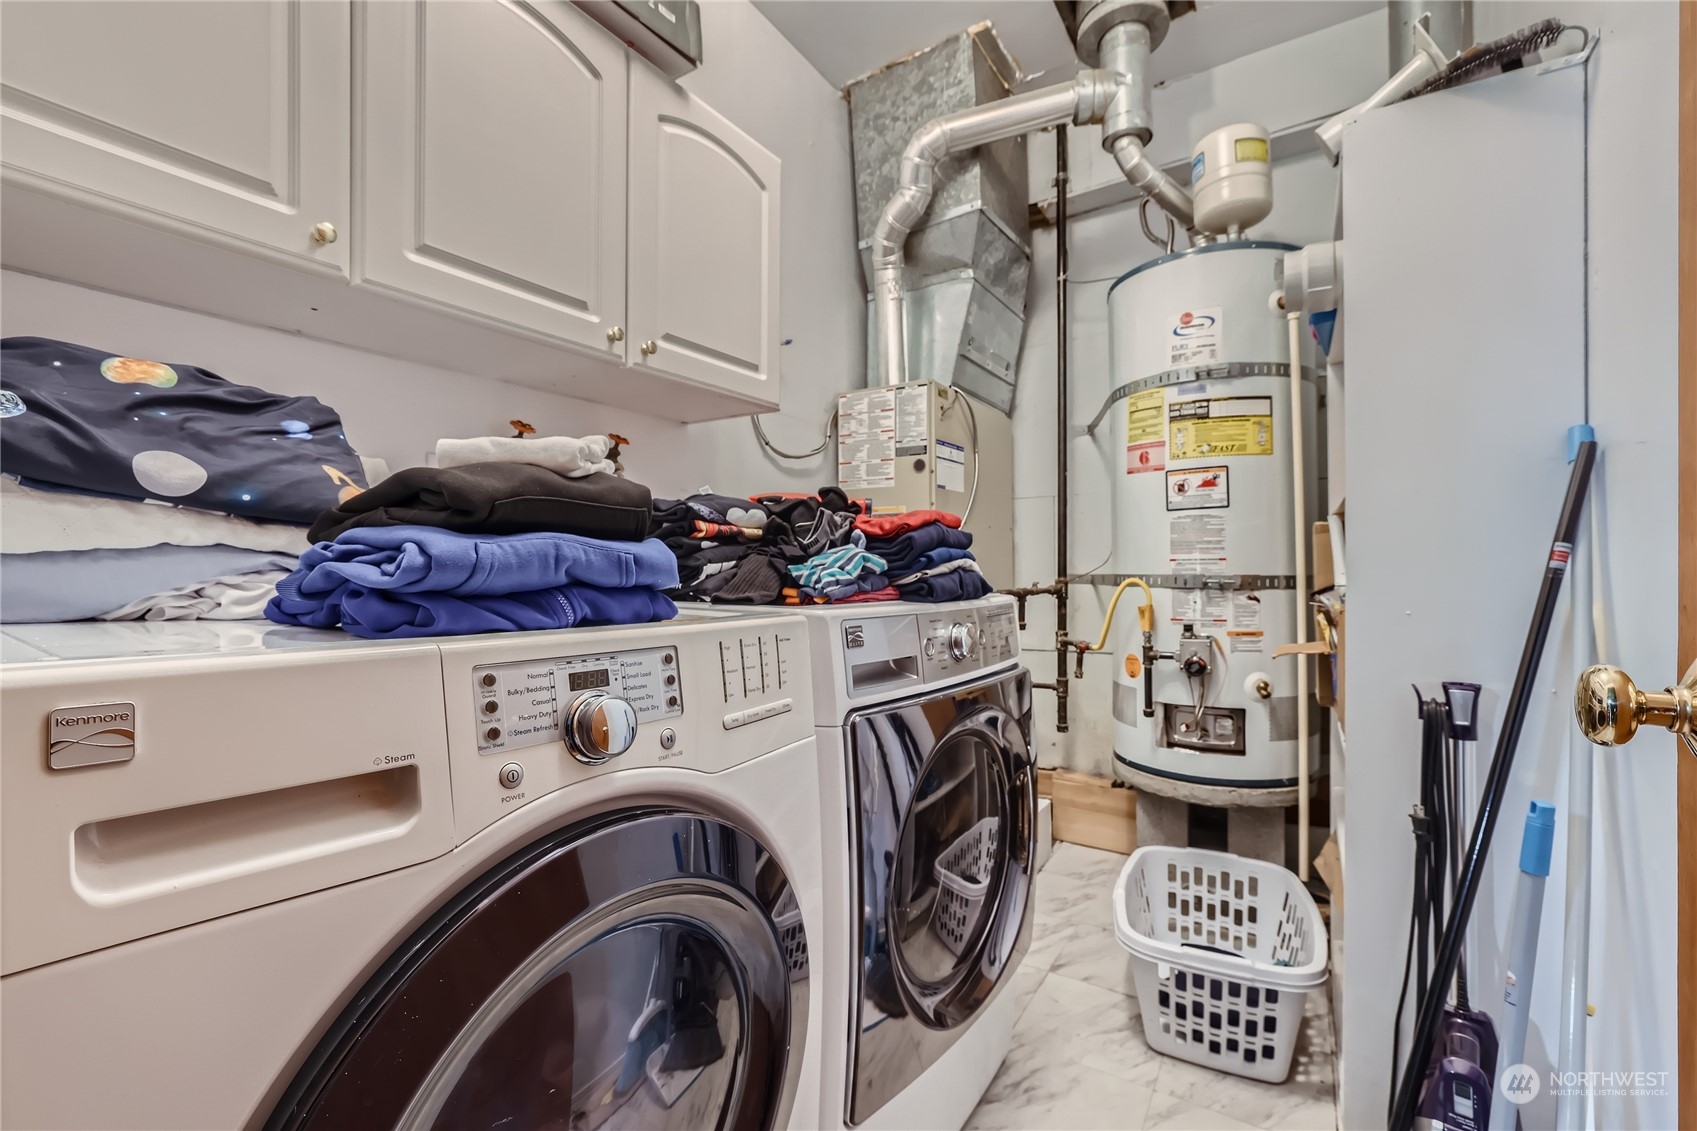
[0,612,822,1131]
[708,595,1032,1130]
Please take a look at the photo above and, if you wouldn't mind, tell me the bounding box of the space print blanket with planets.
[0,337,366,525]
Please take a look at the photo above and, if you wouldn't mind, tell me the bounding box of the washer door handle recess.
[1575,660,1697,757]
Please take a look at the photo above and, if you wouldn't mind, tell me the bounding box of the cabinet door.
[356,0,626,356]
[627,67,781,407]
[0,0,350,273]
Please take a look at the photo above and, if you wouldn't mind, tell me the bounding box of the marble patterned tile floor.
[967,841,1338,1131]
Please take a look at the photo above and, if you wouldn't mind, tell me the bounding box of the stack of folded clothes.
[651,489,995,607]
[856,509,992,603]
[650,490,828,605]
[0,336,367,622]
[269,449,677,639]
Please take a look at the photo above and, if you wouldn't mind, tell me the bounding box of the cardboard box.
[1050,769,1138,855]
[1313,521,1335,592]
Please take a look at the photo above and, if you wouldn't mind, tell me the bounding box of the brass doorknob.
[640,340,658,356]
[606,326,625,343]
[1575,660,1697,756]
[310,222,337,245]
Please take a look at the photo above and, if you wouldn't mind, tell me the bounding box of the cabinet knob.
[310,222,338,245]
[641,340,658,356]
[606,326,625,344]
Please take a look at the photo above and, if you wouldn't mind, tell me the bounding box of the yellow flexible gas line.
[1080,577,1155,652]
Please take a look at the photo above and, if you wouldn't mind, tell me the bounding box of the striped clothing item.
[788,531,887,590]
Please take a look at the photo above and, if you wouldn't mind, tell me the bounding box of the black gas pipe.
[1000,125,1076,731]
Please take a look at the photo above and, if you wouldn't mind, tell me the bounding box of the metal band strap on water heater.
[1083,361,1318,435]
[1079,572,1300,591]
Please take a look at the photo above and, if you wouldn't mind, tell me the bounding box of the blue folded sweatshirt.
[268,583,678,640]
[272,525,679,605]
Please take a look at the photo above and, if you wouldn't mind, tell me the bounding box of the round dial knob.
[1182,653,1211,678]
[948,622,978,661]
[563,692,637,765]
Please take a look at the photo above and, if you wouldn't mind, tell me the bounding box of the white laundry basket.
[1114,846,1327,1083]
[931,817,1001,956]
[772,887,809,977]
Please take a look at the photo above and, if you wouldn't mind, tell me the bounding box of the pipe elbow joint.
[1072,68,1118,126]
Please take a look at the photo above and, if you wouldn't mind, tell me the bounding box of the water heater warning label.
[1169,306,1223,366]
[1126,389,1166,475]
[1169,396,1274,459]
[1166,466,1229,511]
[1170,513,1228,575]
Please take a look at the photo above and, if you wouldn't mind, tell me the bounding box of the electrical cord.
[749,409,837,460]
[941,390,981,522]
[1388,697,1454,1124]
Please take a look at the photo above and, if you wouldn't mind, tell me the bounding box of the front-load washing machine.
[0,612,822,1131]
[713,595,1032,1129]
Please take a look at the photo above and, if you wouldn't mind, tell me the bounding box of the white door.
[627,66,780,407]
[356,0,627,356]
[0,0,350,274]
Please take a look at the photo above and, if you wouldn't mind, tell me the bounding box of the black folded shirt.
[308,463,652,543]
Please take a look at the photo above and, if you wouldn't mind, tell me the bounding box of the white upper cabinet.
[355,0,627,356]
[627,66,781,405]
[0,0,351,273]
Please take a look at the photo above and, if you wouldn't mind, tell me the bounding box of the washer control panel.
[716,625,801,706]
[472,646,681,755]
[917,601,1019,681]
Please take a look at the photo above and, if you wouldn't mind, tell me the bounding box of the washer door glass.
[889,732,1007,988]
[266,811,807,1131]
[403,920,744,1130]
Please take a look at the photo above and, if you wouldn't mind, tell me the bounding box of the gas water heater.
[1107,240,1319,789]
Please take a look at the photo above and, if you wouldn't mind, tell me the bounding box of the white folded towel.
[97,570,288,622]
[1,476,311,556]
[434,435,618,477]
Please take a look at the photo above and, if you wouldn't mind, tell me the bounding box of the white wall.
[1334,6,1682,1130]
[0,0,859,503]
[1472,6,1681,1130]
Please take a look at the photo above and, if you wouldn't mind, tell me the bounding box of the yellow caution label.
[1168,396,1274,459]
[1126,388,1165,444]
[1234,137,1270,163]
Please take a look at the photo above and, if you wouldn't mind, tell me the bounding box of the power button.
[498,762,524,789]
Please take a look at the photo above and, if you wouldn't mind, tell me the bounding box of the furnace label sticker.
[1169,512,1229,575]
[837,389,896,489]
[1168,306,1223,366]
[895,383,930,457]
[1229,592,1264,653]
[1169,395,1274,459]
[935,439,967,493]
[1166,466,1229,511]
[1126,388,1166,475]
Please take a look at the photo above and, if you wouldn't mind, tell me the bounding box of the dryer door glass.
[266,811,808,1131]
[889,732,1006,988]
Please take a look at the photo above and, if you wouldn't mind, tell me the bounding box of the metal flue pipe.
[872,69,1117,386]
[1098,21,1195,232]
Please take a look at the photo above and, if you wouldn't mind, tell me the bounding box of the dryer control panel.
[472,646,682,755]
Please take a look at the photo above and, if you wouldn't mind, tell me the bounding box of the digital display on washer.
[568,668,612,692]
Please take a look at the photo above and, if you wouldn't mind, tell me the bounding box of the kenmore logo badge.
[48,702,137,769]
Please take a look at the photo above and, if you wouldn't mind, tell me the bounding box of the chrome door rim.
[265,808,808,1131]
